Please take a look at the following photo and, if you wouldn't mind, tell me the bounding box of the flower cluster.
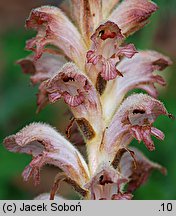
[3,0,172,200]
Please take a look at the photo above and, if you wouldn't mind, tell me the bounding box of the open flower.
[3,121,166,200]
[3,0,172,200]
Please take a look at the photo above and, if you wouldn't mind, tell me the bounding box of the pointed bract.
[119,148,166,192]
[70,0,103,45]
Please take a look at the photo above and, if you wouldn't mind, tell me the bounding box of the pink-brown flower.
[3,0,172,200]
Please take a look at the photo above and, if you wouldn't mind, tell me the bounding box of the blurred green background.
[0,0,176,199]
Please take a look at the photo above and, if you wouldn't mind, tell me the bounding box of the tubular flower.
[3,0,173,200]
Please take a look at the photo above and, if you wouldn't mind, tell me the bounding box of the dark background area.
[0,0,176,199]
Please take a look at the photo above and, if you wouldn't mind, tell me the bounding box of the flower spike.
[2,0,172,200]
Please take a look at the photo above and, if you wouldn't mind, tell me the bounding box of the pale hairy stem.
[86,136,103,176]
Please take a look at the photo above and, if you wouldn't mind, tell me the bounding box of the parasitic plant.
[3,0,173,200]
